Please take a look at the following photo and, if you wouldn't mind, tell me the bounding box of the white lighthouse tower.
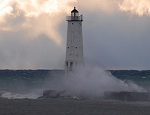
[65,7,84,72]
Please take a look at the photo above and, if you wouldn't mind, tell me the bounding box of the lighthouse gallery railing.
[66,15,83,21]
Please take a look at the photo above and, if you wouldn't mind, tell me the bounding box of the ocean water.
[0,70,64,99]
[0,70,149,99]
[111,70,150,89]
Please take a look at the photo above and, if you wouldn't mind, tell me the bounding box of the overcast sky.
[0,0,150,70]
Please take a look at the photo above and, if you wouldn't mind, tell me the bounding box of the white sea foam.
[1,91,42,99]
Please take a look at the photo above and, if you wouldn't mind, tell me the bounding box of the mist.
[0,64,145,99]
[45,65,145,99]
[61,65,144,98]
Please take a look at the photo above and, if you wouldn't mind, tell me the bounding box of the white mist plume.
[62,66,144,98]
[37,65,144,99]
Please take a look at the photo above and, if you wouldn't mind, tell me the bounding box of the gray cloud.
[0,30,64,69]
[83,11,150,69]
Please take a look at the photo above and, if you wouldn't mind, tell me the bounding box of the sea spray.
[0,66,145,99]
[1,92,40,99]
[62,65,145,99]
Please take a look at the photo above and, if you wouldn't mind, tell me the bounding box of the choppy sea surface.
[0,70,150,99]
[110,70,150,88]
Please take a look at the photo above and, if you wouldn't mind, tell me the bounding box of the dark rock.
[104,91,150,101]
[39,90,65,99]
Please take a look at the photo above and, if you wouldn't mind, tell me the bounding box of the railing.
[66,15,83,21]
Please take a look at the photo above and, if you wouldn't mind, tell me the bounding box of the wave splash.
[0,66,146,99]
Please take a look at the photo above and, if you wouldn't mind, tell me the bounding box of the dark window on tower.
[66,62,68,66]
[70,62,73,66]
[72,23,73,25]
[76,47,77,49]
[68,47,69,49]
[70,62,73,71]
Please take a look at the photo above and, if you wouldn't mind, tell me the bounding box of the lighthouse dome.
[71,7,79,17]
[71,7,78,13]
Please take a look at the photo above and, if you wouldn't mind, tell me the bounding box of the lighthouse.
[65,7,84,72]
